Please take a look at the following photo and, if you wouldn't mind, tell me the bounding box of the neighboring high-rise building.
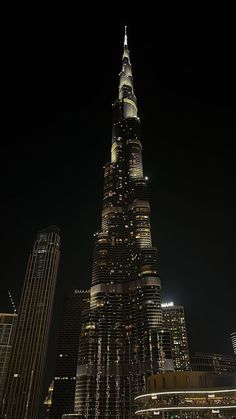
[1,226,60,419]
[75,28,166,418]
[191,352,236,373]
[231,332,236,355]
[50,289,90,419]
[0,313,17,402]
[161,302,190,371]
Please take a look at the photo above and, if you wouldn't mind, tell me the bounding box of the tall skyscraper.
[75,28,166,418]
[50,289,90,419]
[0,313,17,402]
[231,332,236,355]
[1,226,60,419]
[161,302,190,371]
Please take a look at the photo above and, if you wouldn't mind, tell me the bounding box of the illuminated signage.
[161,302,174,308]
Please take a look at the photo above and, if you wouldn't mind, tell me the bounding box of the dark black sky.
[1,8,236,385]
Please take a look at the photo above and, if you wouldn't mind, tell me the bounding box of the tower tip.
[124,25,128,46]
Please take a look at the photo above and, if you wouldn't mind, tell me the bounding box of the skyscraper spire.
[118,25,137,119]
[124,25,128,46]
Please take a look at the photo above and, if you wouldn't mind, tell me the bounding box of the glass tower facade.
[0,313,17,403]
[1,226,60,419]
[75,28,167,419]
[161,303,190,371]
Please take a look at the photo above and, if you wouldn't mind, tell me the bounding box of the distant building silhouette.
[1,226,60,419]
[231,332,236,355]
[50,289,90,419]
[191,352,236,373]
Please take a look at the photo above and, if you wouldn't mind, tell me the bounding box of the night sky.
[1,10,236,390]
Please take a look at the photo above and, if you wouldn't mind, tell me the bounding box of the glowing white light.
[135,406,236,414]
[135,388,236,400]
[145,176,149,181]
[161,302,174,308]
[124,26,128,46]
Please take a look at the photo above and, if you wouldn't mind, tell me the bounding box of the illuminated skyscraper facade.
[0,313,17,402]
[75,28,166,418]
[1,226,60,419]
[162,302,190,371]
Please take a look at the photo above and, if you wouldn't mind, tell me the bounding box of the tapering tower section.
[118,26,138,119]
[75,28,166,419]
